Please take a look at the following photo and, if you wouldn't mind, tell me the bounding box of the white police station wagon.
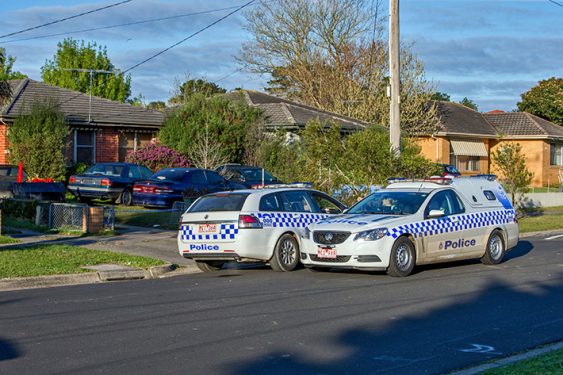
[301,177,519,277]
[177,187,346,272]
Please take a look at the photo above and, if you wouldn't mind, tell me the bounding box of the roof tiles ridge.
[279,102,296,124]
[523,112,548,136]
[3,78,29,115]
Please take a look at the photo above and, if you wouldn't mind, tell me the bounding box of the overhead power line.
[0,0,133,39]
[123,0,256,73]
[547,0,563,8]
[1,5,246,44]
[214,68,243,83]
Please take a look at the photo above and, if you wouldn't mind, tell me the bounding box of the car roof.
[203,187,326,198]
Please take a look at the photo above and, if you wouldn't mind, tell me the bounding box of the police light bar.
[470,174,497,181]
[386,177,453,185]
[252,182,313,189]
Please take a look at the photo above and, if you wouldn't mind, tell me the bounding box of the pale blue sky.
[1,0,562,112]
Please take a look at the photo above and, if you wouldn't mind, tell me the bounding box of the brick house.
[0,79,165,165]
[417,101,563,187]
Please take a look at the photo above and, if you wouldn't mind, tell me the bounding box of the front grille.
[313,231,351,245]
[309,255,351,263]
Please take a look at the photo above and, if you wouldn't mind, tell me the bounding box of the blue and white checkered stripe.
[388,209,516,239]
[256,212,329,228]
[180,223,238,242]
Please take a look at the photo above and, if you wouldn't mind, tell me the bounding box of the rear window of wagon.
[188,193,250,212]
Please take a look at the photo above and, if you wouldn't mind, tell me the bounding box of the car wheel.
[481,229,505,265]
[387,236,416,277]
[195,260,224,272]
[270,234,300,272]
[119,189,133,206]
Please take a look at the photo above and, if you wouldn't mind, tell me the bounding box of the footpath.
[0,224,200,291]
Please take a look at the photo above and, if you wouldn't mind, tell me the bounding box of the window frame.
[74,129,96,164]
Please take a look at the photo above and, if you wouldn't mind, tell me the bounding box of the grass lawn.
[0,235,19,244]
[3,217,49,233]
[0,244,164,278]
[484,347,563,375]
[115,207,181,230]
[519,214,563,233]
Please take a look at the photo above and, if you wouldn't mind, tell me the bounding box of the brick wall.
[95,128,119,163]
[490,139,546,187]
[0,122,9,164]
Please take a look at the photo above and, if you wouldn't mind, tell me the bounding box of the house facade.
[0,79,165,166]
[417,101,563,187]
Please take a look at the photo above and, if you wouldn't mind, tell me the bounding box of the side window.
[128,166,142,179]
[483,190,496,201]
[188,171,206,184]
[280,191,314,213]
[425,190,465,217]
[205,171,226,185]
[310,192,343,214]
[140,166,153,179]
[259,193,283,211]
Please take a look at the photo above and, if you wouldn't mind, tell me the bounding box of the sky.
[1,0,562,112]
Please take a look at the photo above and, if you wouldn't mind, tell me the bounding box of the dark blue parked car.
[68,163,153,205]
[132,168,244,208]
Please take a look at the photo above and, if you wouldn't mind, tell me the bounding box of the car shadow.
[0,338,21,361]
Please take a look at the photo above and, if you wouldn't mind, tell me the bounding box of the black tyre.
[195,260,224,272]
[387,236,416,277]
[481,229,505,265]
[270,234,300,272]
[119,188,133,206]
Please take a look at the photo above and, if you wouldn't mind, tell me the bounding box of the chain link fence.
[48,203,115,232]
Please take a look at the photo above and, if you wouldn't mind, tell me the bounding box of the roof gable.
[435,101,497,137]
[1,79,165,128]
[483,112,563,138]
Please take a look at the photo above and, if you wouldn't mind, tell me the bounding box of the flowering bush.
[126,143,191,172]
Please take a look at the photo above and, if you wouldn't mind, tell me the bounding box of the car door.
[422,189,471,261]
[278,190,318,235]
[308,191,346,214]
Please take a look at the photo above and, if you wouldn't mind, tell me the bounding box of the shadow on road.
[225,272,563,375]
[0,338,21,361]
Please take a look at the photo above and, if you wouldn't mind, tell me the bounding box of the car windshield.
[151,169,187,182]
[188,193,250,212]
[240,168,276,182]
[85,164,124,177]
[445,165,460,175]
[348,191,429,215]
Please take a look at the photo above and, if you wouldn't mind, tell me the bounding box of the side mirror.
[427,209,445,219]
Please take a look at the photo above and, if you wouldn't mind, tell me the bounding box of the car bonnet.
[310,213,406,232]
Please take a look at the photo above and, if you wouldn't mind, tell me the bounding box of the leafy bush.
[126,143,191,172]
[65,162,89,183]
[8,101,68,181]
[0,199,49,220]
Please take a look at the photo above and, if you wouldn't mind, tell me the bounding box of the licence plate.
[317,247,336,259]
[198,224,217,233]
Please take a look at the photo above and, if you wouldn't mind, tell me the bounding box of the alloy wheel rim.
[489,235,503,259]
[396,244,411,271]
[280,239,296,265]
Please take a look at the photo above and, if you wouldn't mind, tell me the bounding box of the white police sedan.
[177,187,346,272]
[301,177,519,276]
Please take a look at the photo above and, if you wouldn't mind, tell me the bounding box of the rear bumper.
[132,193,183,208]
[68,186,122,199]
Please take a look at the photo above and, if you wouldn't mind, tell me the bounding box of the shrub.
[126,143,191,172]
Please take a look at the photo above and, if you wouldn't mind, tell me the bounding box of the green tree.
[517,77,563,126]
[147,101,166,111]
[169,79,226,105]
[491,142,533,204]
[0,47,27,81]
[459,97,478,111]
[159,94,262,166]
[41,38,131,102]
[431,92,450,101]
[8,101,68,181]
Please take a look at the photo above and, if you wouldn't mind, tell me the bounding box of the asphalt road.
[1,235,562,375]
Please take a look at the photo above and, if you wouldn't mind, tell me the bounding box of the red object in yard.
[17,162,24,183]
[30,177,54,183]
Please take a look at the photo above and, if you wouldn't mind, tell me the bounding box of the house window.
[550,143,563,166]
[75,130,95,164]
[119,132,155,161]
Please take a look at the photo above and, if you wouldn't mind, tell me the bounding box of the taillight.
[155,187,173,194]
[133,185,142,192]
[101,178,112,187]
[238,214,262,229]
[69,176,76,183]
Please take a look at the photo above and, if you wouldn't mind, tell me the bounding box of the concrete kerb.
[450,340,563,375]
[0,263,190,292]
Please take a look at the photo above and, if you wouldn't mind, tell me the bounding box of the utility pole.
[389,0,401,156]
[62,68,117,122]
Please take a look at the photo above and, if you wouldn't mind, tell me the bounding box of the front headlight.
[303,227,311,239]
[354,228,388,241]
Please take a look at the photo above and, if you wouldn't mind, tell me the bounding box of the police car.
[301,177,519,277]
[177,186,346,272]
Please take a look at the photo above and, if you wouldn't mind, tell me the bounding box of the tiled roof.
[435,101,497,137]
[1,79,165,128]
[225,90,370,133]
[483,112,563,138]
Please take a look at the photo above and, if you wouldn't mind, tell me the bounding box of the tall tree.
[0,48,27,81]
[169,78,226,105]
[240,0,440,134]
[459,97,478,111]
[517,77,563,126]
[491,142,533,205]
[41,38,131,102]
